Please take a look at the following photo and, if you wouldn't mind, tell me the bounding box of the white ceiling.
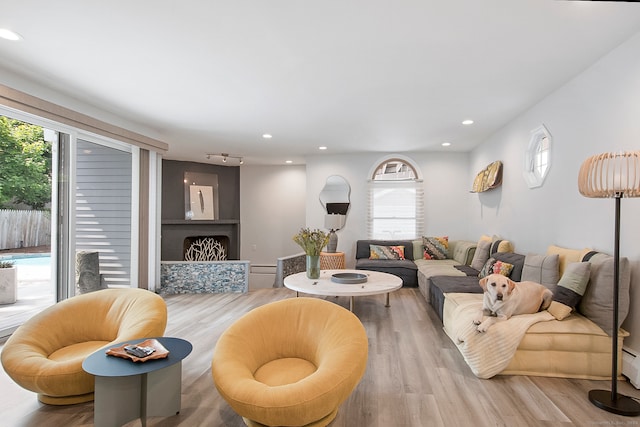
[1,1,640,165]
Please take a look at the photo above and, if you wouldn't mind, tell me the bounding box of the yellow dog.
[474,273,553,332]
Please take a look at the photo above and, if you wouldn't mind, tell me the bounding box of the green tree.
[0,116,52,210]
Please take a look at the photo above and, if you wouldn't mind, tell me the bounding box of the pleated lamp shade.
[578,151,640,198]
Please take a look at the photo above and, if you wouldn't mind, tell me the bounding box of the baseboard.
[622,347,640,389]
[249,264,277,290]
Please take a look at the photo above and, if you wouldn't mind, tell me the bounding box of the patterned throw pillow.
[492,260,514,277]
[478,258,514,279]
[422,236,449,260]
[478,258,497,279]
[369,244,405,260]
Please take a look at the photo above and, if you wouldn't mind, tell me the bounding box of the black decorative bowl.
[331,273,368,284]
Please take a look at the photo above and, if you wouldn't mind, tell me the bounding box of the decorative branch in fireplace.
[184,237,227,261]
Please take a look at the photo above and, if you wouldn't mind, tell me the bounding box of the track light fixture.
[206,153,244,165]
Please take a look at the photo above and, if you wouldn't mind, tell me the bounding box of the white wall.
[305,151,470,268]
[240,165,306,288]
[468,31,640,353]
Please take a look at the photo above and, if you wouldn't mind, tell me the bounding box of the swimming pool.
[0,254,51,266]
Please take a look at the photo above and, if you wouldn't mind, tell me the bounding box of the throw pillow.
[471,239,491,271]
[480,234,514,255]
[546,244,592,277]
[551,262,591,319]
[369,244,405,260]
[547,301,573,321]
[492,260,514,277]
[521,254,560,287]
[422,236,449,260]
[579,253,631,336]
[478,258,496,279]
[479,257,514,279]
[492,252,526,281]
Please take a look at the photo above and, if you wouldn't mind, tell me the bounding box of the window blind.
[367,180,424,239]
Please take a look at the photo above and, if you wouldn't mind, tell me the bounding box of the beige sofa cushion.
[449,240,477,265]
[546,244,592,276]
[442,292,627,380]
[414,259,463,278]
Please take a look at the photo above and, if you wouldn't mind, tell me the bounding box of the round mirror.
[319,175,350,215]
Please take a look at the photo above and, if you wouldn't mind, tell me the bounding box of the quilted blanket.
[446,299,554,379]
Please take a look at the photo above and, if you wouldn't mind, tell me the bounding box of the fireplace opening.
[183,236,229,261]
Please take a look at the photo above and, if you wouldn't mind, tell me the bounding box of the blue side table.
[83,337,192,427]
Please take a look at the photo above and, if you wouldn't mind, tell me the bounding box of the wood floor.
[1,287,639,426]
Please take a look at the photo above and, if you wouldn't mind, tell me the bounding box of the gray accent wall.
[161,160,240,260]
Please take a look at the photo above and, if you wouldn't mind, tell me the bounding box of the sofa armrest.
[449,240,477,265]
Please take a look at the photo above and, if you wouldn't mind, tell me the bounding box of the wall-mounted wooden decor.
[471,160,503,193]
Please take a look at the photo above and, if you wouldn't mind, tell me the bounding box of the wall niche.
[161,160,240,260]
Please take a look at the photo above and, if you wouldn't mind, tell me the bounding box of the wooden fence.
[0,209,51,250]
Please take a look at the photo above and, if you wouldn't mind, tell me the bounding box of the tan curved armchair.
[212,297,368,427]
[1,288,167,405]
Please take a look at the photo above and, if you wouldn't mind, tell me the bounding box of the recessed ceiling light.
[0,29,22,41]
[262,134,272,139]
[441,142,451,147]
[462,119,474,125]
[285,160,293,164]
[318,146,327,150]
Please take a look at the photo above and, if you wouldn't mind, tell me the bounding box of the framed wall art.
[183,171,219,220]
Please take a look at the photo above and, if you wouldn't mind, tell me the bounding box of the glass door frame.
[0,105,141,302]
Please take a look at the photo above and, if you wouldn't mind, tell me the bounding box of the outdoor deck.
[0,248,54,337]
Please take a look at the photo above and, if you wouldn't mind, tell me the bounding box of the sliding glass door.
[0,107,141,337]
[74,139,137,288]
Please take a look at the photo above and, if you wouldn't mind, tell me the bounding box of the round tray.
[331,272,368,284]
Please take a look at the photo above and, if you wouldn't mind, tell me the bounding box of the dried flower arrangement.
[292,228,329,256]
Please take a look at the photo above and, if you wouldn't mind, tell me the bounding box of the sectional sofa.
[354,237,631,380]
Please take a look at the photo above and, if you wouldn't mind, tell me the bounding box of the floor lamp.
[578,151,640,416]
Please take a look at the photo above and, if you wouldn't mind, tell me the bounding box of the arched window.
[368,157,424,239]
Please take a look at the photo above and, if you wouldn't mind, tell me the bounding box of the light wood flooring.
[1,287,639,426]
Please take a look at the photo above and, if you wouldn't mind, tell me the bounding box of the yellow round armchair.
[1,288,167,405]
[212,297,368,427]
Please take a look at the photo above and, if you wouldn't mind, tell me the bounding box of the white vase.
[0,267,17,304]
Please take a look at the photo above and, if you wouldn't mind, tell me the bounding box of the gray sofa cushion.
[579,253,630,336]
[553,261,591,310]
[355,239,414,260]
[470,239,491,270]
[521,253,560,286]
[355,258,418,287]
[454,265,480,276]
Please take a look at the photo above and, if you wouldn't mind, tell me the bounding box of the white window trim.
[367,155,424,240]
[523,124,552,189]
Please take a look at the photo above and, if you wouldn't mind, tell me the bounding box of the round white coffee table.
[283,269,402,311]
